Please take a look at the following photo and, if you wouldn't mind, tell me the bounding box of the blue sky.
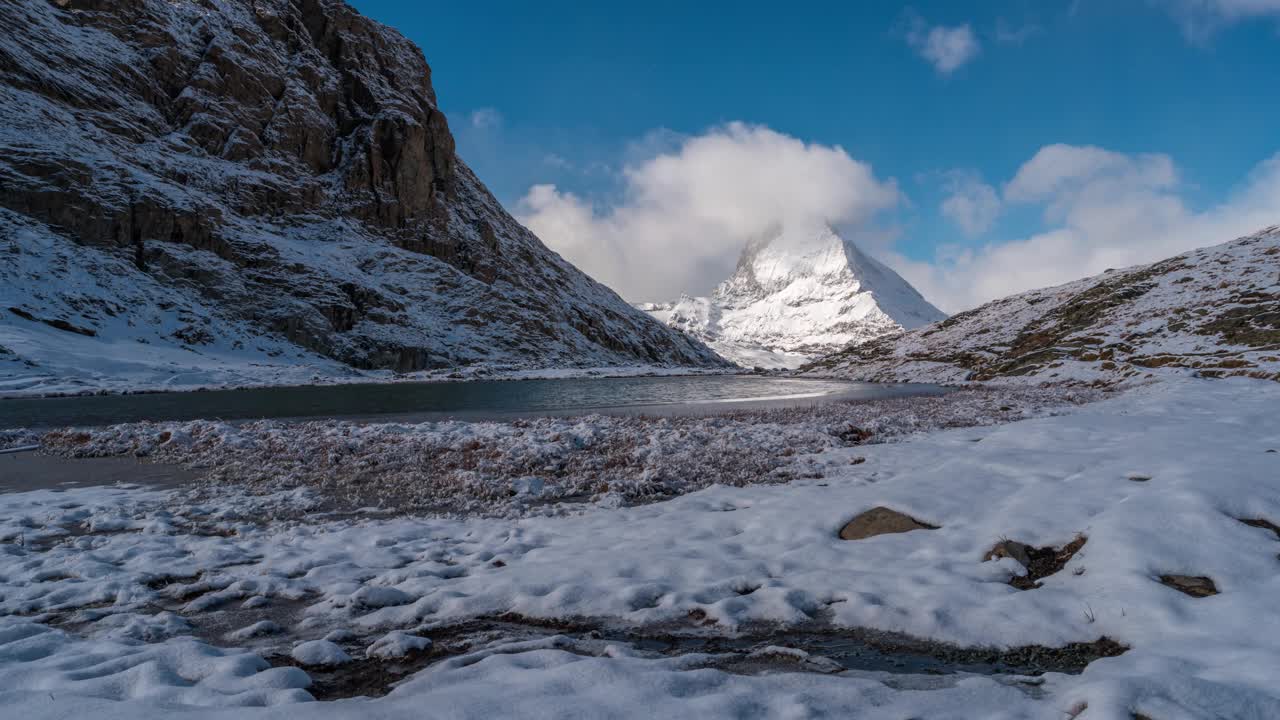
[349,0,1280,310]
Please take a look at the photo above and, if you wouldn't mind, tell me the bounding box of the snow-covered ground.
[3,376,1279,718]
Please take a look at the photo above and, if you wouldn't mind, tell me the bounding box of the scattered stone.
[1159,574,1218,598]
[324,629,358,643]
[838,507,938,541]
[292,640,353,667]
[686,608,717,626]
[985,535,1087,590]
[849,456,866,465]
[366,630,433,660]
[1126,473,1152,482]
[833,425,874,444]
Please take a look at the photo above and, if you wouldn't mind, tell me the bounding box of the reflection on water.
[1,375,949,428]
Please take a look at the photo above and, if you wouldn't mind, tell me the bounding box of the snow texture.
[640,224,945,368]
[290,640,352,667]
[366,630,432,660]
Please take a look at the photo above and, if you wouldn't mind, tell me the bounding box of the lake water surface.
[0,375,949,428]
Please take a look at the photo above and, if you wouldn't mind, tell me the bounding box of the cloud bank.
[517,123,899,302]
[896,144,1280,313]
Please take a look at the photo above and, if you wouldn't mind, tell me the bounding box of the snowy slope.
[806,225,1280,386]
[0,0,725,396]
[640,225,945,368]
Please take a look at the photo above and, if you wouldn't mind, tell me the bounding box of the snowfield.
[3,376,1280,718]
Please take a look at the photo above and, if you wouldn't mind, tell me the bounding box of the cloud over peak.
[517,123,899,303]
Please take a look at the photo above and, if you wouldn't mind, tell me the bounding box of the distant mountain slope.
[804,226,1280,385]
[0,0,724,395]
[640,225,945,368]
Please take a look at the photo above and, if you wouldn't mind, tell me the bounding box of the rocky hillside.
[804,226,1280,385]
[0,0,724,394]
[640,225,944,369]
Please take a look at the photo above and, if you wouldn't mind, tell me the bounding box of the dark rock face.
[0,0,725,371]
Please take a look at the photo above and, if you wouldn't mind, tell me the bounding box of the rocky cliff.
[640,225,945,368]
[0,0,724,394]
[804,226,1280,386]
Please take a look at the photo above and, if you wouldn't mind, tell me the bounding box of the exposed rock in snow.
[0,0,725,397]
[837,506,938,541]
[806,225,1280,385]
[640,225,944,368]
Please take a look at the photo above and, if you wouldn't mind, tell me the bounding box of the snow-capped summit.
[639,225,945,368]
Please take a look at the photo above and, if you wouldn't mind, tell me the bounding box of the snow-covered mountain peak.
[641,224,945,368]
[717,225,856,299]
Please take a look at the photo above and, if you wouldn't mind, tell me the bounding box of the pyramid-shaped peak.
[641,224,946,368]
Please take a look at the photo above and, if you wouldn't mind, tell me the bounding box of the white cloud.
[940,171,1001,236]
[517,123,899,302]
[906,17,981,74]
[994,19,1041,45]
[1165,0,1280,40]
[891,144,1280,313]
[468,107,502,129]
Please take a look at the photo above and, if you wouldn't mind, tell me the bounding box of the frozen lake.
[0,375,949,428]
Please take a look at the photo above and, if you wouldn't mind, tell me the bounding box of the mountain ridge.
[803,226,1280,385]
[0,0,726,395]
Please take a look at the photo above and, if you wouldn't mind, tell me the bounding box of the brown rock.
[1159,574,1218,598]
[983,540,1033,569]
[1239,517,1280,539]
[985,535,1088,591]
[838,507,938,541]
